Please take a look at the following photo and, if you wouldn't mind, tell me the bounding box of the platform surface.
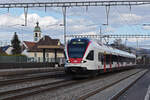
[118,68,150,100]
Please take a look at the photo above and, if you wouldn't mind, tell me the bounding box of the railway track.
[0,79,75,100]
[21,68,147,100]
[0,71,65,86]
[0,70,121,100]
[0,68,147,100]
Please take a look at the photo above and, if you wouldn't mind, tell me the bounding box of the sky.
[0,0,150,49]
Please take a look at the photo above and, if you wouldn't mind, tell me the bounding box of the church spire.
[36,21,39,27]
[34,22,42,42]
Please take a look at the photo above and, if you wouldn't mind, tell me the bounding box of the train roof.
[68,38,136,58]
[92,40,136,58]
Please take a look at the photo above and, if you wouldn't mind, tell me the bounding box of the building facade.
[22,22,65,64]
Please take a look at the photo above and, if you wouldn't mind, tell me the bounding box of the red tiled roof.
[28,36,64,52]
[23,41,36,49]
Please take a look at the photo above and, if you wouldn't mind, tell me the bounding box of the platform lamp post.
[19,24,25,54]
[62,7,67,45]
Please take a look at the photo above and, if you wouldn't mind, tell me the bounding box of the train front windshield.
[68,39,89,58]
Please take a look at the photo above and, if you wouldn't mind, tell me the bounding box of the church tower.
[34,22,42,42]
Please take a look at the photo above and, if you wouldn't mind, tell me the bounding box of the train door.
[105,53,112,71]
[98,52,103,69]
[110,54,112,71]
[86,50,95,70]
[103,51,106,72]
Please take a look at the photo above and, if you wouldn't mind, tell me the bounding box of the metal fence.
[0,56,27,63]
[0,56,65,65]
[0,56,66,68]
[27,57,65,65]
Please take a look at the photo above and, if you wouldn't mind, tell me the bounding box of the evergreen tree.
[11,32,21,55]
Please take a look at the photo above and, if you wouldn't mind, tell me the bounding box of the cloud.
[0,13,61,43]
[0,3,150,48]
[0,13,59,30]
[69,25,88,32]
[113,13,142,24]
[20,13,59,29]
[121,14,142,21]
[0,13,97,43]
[103,26,115,33]
[126,38,150,44]
[143,26,150,30]
[0,14,22,26]
[80,31,97,35]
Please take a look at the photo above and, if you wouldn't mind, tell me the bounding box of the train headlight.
[66,60,70,63]
[81,60,87,63]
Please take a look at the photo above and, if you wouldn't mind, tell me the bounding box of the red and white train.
[64,38,136,75]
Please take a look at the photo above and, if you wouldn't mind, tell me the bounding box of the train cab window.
[86,50,94,60]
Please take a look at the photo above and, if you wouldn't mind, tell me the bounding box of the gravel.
[0,77,65,94]
[19,69,142,100]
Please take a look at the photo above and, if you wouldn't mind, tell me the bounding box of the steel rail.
[0,69,128,100]
[0,67,142,100]
[0,71,65,86]
[0,79,74,100]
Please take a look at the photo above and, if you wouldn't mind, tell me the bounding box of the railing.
[0,56,66,68]
[0,56,65,65]
[27,57,65,65]
[0,56,27,63]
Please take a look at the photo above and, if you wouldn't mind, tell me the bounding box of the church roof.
[34,22,41,32]
[28,35,64,52]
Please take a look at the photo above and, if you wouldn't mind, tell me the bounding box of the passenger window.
[98,53,102,62]
[86,50,94,60]
[106,55,110,64]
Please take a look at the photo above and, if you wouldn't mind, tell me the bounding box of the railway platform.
[118,67,150,100]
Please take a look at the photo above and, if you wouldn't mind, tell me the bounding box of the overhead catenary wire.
[113,6,143,41]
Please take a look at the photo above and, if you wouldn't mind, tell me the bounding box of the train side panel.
[64,38,136,75]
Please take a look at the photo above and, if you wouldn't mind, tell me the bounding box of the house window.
[34,53,37,57]
[58,41,60,45]
[38,57,40,62]
[46,53,49,58]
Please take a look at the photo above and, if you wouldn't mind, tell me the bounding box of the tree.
[111,39,123,49]
[111,39,129,52]
[113,39,122,46]
[11,32,21,55]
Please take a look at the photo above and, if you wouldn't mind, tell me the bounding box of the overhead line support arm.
[0,1,150,8]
